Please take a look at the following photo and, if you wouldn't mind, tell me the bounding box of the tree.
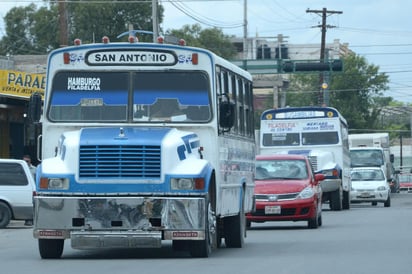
[283,54,390,131]
[0,1,162,55]
[0,4,40,55]
[329,54,389,130]
[166,24,237,59]
[68,1,162,43]
[284,73,320,107]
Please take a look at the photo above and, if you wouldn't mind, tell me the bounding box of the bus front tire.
[190,196,215,258]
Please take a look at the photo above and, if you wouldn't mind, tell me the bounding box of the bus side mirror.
[219,101,235,129]
[29,92,42,123]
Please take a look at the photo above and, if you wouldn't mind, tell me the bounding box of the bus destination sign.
[86,50,177,66]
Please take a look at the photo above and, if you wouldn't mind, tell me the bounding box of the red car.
[246,154,325,229]
[398,172,412,193]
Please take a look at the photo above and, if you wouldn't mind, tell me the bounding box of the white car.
[0,159,36,228]
[350,167,391,207]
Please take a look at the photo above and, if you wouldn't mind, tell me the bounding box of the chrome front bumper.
[33,196,205,249]
[320,178,341,193]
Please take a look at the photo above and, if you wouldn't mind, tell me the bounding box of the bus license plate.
[265,205,281,214]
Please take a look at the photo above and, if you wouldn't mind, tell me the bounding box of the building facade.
[0,55,46,162]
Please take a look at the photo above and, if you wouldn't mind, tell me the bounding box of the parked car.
[350,167,391,207]
[0,159,36,228]
[398,172,412,193]
[246,154,325,229]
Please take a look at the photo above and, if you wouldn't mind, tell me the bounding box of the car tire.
[318,213,323,227]
[0,202,12,228]
[372,201,378,206]
[38,239,64,259]
[308,206,321,229]
[384,195,391,207]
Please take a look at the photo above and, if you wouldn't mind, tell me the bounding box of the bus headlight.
[171,178,205,190]
[40,177,69,190]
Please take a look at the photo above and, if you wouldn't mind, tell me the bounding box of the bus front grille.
[79,145,161,178]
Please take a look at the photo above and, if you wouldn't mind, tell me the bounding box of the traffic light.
[282,59,343,73]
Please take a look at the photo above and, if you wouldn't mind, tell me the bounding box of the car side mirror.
[314,173,325,182]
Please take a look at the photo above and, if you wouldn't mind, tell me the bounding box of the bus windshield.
[262,131,339,146]
[350,149,384,167]
[48,71,211,123]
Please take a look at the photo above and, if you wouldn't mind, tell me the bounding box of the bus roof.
[47,41,252,80]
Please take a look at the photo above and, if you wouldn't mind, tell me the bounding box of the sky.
[1,0,412,102]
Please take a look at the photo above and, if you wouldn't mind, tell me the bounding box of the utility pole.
[152,0,159,42]
[306,8,342,61]
[58,0,68,47]
[243,0,248,60]
[276,34,289,108]
[306,8,342,105]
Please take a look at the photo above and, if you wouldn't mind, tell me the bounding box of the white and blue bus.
[259,106,351,210]
[29,35,255,258]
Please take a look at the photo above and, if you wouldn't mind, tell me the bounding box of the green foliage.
[166,24,237,59]
[284,54,391,131]
[329,54,389,130]
[285,73,320,106]
[68,0,161,43]
[32,6,60,51]
[0,0,162,54]
[0,4,39,55]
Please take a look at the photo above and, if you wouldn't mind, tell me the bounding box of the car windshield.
[351,169,385,181]
[255,159,308,180]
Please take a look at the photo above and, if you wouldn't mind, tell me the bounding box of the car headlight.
[377,186,387,191]
[171,178,205,190]
[297,186,315,199]
[39,177,69,190]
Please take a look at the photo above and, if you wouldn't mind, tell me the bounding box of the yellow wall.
[0,69,45,99]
